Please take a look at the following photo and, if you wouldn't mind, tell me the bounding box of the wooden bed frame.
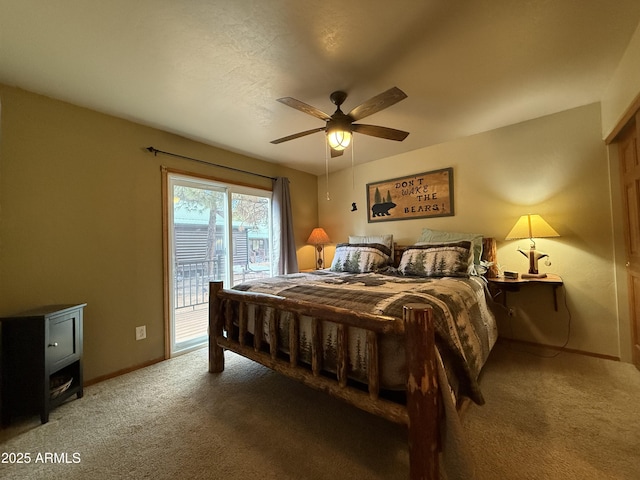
[208,239,497,480]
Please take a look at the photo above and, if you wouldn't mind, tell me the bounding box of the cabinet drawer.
[48,311,80,369]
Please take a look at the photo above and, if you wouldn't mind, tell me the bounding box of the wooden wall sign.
[366,168,454,223]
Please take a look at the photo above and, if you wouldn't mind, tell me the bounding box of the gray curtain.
[272,177,299,274]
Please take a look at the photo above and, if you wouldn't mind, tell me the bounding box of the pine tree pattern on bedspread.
[233,270,497,404]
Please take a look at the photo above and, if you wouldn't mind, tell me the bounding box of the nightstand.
[0,304,85,425]
[488,274,563,311]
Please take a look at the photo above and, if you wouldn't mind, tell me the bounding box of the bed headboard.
[482,237,498,278]
[393,237,498,278]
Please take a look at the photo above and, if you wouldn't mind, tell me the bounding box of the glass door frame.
[168,172,230,356]
[161,167,273,358]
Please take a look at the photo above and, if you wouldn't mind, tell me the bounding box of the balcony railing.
[174,259,271,310]
[174,260,218,309]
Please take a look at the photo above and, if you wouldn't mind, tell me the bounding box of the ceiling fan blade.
[352,124,409,141]
[271,127,326,144]
[347,87,407,121]
[330,148,344,158]
[276,97,332,121]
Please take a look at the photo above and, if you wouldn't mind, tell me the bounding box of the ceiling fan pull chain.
[351,137,355,191]
[325,140,331,201]
[351,137,357,212]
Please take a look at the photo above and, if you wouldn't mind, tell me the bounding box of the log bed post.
[209,281,225,373]
[404,303,439,480]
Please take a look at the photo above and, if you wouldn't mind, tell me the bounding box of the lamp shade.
[307,227,331,245]
[506,214,559,240]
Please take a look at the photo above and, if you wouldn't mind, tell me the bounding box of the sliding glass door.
[167,173,273,355]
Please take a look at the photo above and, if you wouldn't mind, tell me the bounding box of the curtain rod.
[145,146,276,181]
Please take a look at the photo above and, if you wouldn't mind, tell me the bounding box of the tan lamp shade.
[307,227,331,245]
[506,214,559,240]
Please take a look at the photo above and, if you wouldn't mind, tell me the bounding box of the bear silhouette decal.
[371,201,396,217]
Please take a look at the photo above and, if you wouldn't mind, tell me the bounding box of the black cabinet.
[1,304,85,426]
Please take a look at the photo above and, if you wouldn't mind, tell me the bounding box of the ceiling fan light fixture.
[327,129,352,151]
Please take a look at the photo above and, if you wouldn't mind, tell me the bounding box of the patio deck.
[175,303,209,344]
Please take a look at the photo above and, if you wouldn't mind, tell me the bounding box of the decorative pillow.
[349,234,394,265]
[417,228,483,265]
[398,241,473,277]
[330,243,392,273]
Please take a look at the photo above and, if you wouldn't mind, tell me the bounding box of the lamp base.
[521,272,547,279]
[516,246,550,279]
[315,245,325,270]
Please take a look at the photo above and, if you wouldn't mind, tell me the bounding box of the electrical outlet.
[135,325,147,341]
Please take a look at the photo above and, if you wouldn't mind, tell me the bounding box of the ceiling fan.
[271,87,410,157]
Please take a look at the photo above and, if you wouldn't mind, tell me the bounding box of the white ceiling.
[1,0,640,176]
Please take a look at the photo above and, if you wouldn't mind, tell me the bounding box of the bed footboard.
[208,281,440,480]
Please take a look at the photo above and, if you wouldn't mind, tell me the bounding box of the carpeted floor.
[1,341,639,479]
[465,342,640,480]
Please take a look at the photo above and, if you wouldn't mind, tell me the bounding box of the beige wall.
[319,103,623,359]
[0,85,318,381]
[601,21,640,138]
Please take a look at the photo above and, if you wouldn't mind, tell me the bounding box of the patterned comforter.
[233,270,497,404]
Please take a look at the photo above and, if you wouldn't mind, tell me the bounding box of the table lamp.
[307,227,331,269]
[505,214,559,278]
